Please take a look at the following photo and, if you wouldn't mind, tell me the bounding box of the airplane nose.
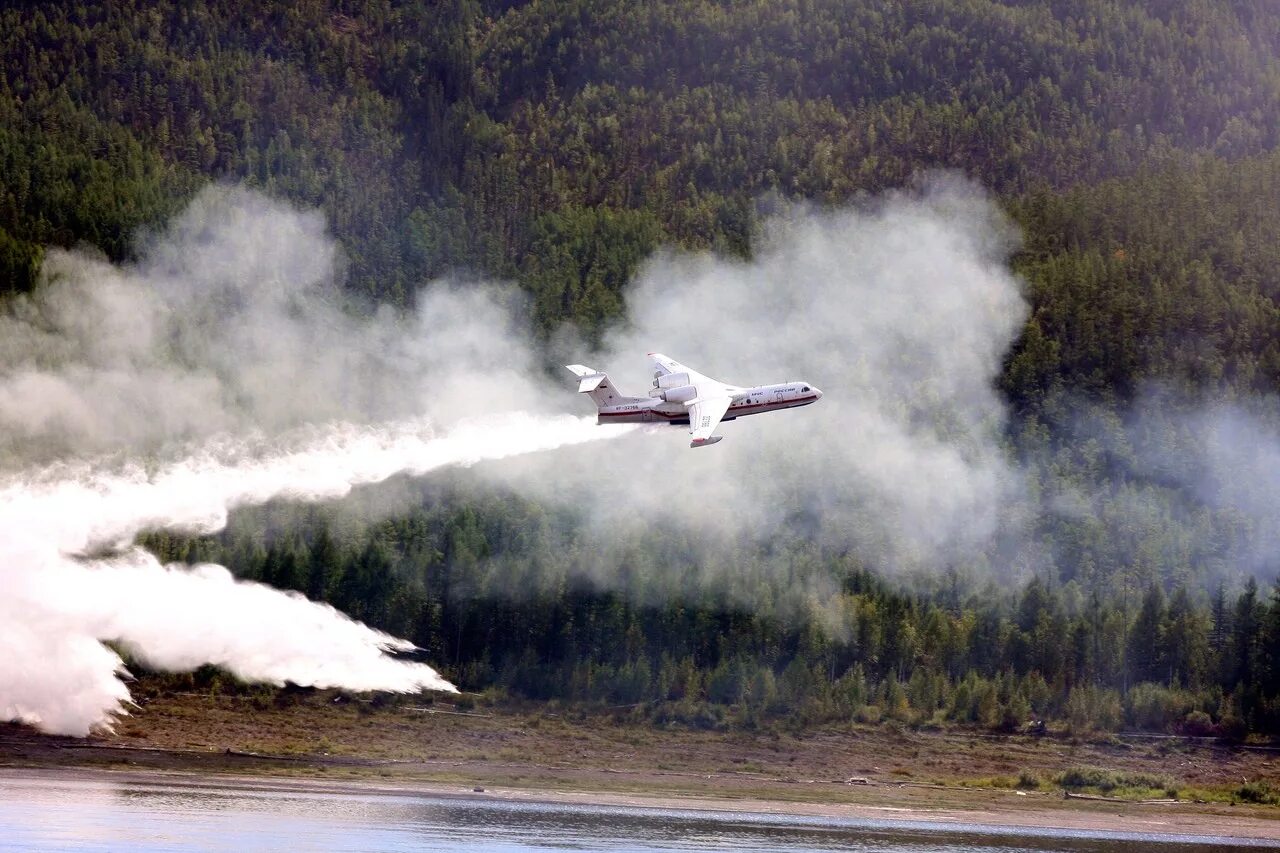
[813,387,823,400]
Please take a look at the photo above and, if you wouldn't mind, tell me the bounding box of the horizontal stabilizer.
[577,374,606,393]
[690,436,723,448]
[566,363,606,393]
[566,363,643,409]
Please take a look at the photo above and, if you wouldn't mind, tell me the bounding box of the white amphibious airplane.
[566,353,822,448]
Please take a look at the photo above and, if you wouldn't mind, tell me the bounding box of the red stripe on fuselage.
[597,394,820,420]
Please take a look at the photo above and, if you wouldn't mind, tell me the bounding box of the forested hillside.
[8,1,1280,734]
[5,1,1280,325]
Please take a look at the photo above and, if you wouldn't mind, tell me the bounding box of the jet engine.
[659,384,698,404]
[649,371,697,403]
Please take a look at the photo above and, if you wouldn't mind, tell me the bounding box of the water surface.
[0,769,1270,852]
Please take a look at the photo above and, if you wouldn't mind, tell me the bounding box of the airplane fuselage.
[567,354,822,447]
[596,382,820,426]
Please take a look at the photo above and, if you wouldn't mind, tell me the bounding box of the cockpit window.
[802,386,810,392]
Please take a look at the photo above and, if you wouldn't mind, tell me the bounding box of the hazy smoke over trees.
[490,176,1034,595]
[0,187,561,462]
[3,179,1278,734]
[0,187,626,735]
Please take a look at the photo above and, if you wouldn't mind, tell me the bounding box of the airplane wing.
[687,394,732,448]
[649,352,690,377]
[648,352,735,388]
[648,353,742,446]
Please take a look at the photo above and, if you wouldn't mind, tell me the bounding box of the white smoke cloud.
[0,414,633,735]
[22,175,1234,733]
[0,186,552,463]
[488,176,1032,591]
[0,186,637,735]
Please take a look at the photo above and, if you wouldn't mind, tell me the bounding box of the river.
[0,769,1270,851]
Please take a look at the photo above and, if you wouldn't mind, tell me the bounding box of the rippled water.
[0,769,1269,852]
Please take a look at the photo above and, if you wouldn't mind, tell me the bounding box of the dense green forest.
[7,1,1280,734]
[142,476,1280,736]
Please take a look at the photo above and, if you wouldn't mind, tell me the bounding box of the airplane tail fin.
[565,364,645,409]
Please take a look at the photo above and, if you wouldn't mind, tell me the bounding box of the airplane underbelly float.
[565,353,822,448]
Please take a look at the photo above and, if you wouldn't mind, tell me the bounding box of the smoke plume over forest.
[0,187,633,734]
[0,177,1033,731]
[499,176,1032,586]
[3,175,1280,733]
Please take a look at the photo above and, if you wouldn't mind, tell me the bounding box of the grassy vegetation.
[1056,766,1178,800]
[1235,782,1280,806]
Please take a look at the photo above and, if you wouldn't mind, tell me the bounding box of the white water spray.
[0,186,648,735]
[0,413,634,735]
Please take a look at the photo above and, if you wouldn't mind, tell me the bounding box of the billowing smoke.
[0,414,631,735]
[1038,389,1280,593]
[0,187,634,735]
[489,176,1033,599]
[0,186,554,463]
[10,176,1266,735]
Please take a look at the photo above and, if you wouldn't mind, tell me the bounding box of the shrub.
[998,692,1031,732]
[1125,683,1196,732]
[1180,709,1215,737]
[1060,767,1116,791]
[1237,782,1279,805]
[1059,767,1172,794]
[1065,685,1122,733]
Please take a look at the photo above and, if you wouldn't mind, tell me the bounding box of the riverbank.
[2,686,1278,843]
